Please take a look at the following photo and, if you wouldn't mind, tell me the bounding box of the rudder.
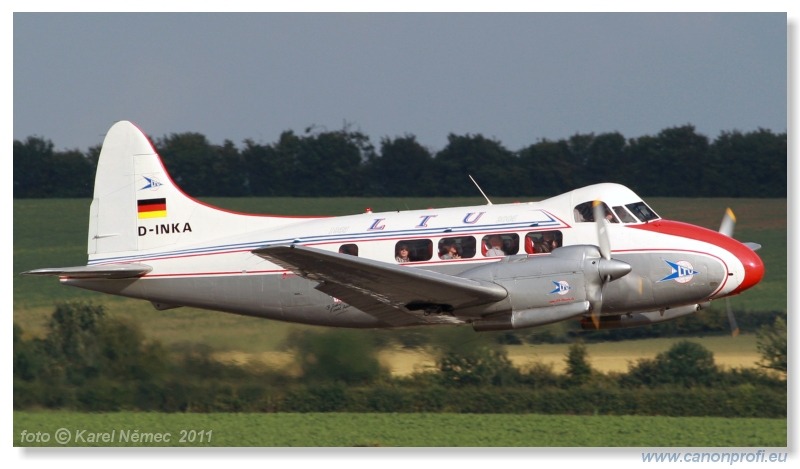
[89,121,158,256]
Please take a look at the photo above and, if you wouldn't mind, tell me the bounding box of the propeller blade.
[726,298,741,338]
[587,202,631,330]
[718,207,740,337]
[590,285,603,330]
[587,270,606,329]
[593,200,611,260]
[719,207,736,237]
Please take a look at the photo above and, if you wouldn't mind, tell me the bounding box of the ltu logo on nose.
[659,260,699,284]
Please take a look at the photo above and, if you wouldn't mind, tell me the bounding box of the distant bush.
[622,340,719,388]
[13,301,168,410]
[756,316,787,373]
[564,341,593,386]
[13,303,786,417]
[284,328,388,385]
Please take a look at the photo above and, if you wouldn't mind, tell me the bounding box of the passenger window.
[481,234,519,257]
[437,236,476,260]
[395,239,433,263]
[613,206,638,224]
[524,230,563,254]
[338,244,358,256]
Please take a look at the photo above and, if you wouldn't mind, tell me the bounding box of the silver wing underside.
[252,245,508,327]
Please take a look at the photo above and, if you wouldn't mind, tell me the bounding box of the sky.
[11,11,788,153]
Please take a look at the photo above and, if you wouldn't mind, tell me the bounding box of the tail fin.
[88,121,304,261]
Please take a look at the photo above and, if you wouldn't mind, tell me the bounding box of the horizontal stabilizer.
[22,263,152,279]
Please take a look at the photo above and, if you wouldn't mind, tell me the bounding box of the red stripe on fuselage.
[629,220,764,295]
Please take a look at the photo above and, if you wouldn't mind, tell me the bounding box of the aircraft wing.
[22,263,152,279]
[252,245,508,326]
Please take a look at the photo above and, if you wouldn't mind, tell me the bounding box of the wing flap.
[316,282,447,327]
[22,263,152,279]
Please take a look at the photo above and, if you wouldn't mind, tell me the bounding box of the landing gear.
[406,302,454,316]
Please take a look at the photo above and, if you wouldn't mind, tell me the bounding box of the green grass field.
[13,411,787,447]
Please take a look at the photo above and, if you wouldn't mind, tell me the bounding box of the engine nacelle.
[464,245,627,331]
[473,301,590,331]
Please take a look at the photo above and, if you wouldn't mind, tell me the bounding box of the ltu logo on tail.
[659,260,699,284]
[140,176,163,191]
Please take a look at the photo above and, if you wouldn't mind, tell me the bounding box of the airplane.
[24,120,765,334]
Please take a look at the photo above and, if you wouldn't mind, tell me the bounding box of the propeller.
[719,207,741,337]
[726,297,741,338]
[594,201,612,261]
[719,207,736,237]
[588,201,631,329]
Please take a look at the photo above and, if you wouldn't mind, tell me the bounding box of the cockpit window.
[573,201,617,223]
[573,201,593,222]
[613,206,638,224]
[625,201,660,222]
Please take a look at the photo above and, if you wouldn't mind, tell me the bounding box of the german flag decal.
[138,198,167,219]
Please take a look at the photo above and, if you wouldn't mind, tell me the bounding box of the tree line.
[14,302,786,415]
[13,124,786,199]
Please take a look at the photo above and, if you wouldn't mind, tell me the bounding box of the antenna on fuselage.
[469,174,493,205]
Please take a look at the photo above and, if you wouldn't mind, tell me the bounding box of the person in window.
[540,232,559,253]
[338,245,357,256]
[485,236,505,256]
[396,244,411,263]
[440,242,461,260]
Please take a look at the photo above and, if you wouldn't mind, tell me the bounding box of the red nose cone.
[731,246,765,295]
[630,219,765,295]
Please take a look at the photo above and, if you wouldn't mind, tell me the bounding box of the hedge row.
[14,380,786,418]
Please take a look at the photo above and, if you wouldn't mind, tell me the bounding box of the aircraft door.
[279,273,314,309]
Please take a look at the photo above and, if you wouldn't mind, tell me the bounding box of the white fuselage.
[70,186,760,328]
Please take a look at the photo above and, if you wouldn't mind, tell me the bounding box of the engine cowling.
[461,245,630,331]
